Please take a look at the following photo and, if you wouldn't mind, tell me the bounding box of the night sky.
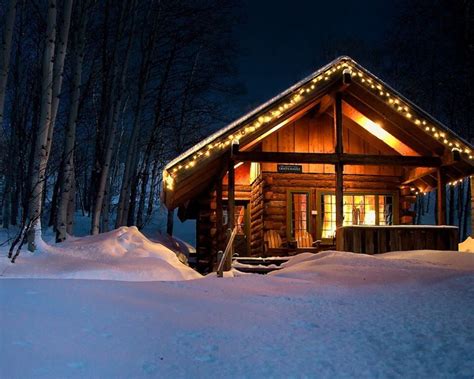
[235,0,395,114]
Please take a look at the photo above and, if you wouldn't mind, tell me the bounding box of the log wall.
[195,192,213,273]
[260,172,402,245]
[249,174,264,256]
[195,183,253,271]
[399,186,416,225]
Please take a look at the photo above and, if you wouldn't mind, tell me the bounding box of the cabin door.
[233,201,250,256]
[288,191,312,240]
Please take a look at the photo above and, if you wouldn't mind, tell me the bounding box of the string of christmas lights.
[164,58,474,192]
[407,175,474,197]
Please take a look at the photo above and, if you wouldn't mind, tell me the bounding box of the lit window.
[378,196,393,226]
[321,194,393,238]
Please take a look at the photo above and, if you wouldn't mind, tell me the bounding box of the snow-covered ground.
[0,226,200,281]
[1,230,474,378]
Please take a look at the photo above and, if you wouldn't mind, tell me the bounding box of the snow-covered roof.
[164,56,344,171]
[162,56,474,208]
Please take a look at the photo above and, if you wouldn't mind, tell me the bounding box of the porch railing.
[216,226,238,277]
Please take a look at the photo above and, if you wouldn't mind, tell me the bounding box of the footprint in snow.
[100,332,113,339]
[142,361,158,375]
[291,320,320,329]
[12,340,32,348]
[193,354,216,363]
[67,361,86,370]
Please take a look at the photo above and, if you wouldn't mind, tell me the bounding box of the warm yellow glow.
[166,60,473,177]
[164,171,174,191]
[250,162,261,184]
[342,103,418,156]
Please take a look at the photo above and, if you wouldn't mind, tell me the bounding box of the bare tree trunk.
[101,177,110,232]
[3,123,15,228]
[126,168,139,226]
[48,172,61,227]
[91,0,137,235]
[91,106,118,234]
[115,102,142,227]
[0,0,17,128]
[45,0,74,157]
[65,164,75,235]
[27,0,58,251]
[136,156,151,229]
[116,7,159,227]
[146,159,160,221]
[166,209,173,236]
[0,0,17,228]
[57,1,87,242]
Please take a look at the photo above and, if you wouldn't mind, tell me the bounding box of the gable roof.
[162,56,474,209]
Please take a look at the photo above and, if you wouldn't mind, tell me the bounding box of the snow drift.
[0,227,201,281]
[459,236,474,252]
[2,248,474,378]
[271,250,474,285]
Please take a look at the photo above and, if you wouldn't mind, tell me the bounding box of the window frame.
[316,190,399,242]
[286,190,311,240]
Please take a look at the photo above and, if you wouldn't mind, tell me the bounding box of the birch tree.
[56,0,89,242]
[115,0,161,227]
[90,0,137,235]
[0,0,16,129]
[26,0,58,251]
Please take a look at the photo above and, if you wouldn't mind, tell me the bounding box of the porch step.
[232,256,290,274]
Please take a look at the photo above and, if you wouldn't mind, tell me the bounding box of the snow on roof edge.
[164,56,349,170]
[164,55,474,172]
[349,60,474,150]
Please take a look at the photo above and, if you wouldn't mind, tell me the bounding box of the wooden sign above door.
[277,164,302,174]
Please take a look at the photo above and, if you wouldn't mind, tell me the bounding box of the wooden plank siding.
[249,174,264,255]
[196,192,214,273]
[252,172,402,255]
[261,112,403,176]
[337,226,458,253]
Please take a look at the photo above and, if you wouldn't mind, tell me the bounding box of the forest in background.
[0,0,472,259]
[0,0,242,259]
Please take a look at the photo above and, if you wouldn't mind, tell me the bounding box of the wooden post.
[334,93,343,155]
[216,177,223,253]
[437,168,446,225]
[334,92,344,236]
[166,208,174,236]
[225,157,235,270]
[471,176,474,236]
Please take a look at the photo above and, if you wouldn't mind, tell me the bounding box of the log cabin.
[161,56,474,273]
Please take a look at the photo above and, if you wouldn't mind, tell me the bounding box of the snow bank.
[2,261,474,377]
[150,232,195,262]
[0,227,201,281]
[459,236,474,252]
[271,250,474,285]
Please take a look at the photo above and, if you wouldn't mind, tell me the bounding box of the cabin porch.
[162,57,474,274]
[193,165,462,273]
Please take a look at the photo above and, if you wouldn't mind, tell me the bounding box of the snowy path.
[2,269,474,378]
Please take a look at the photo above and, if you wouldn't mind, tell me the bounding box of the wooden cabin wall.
[261,113,403,177]
[196,192,214,273]
[249,174,264,255]
[261,172,402,244]
[196,183,252,270]
[399,186,416,225]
